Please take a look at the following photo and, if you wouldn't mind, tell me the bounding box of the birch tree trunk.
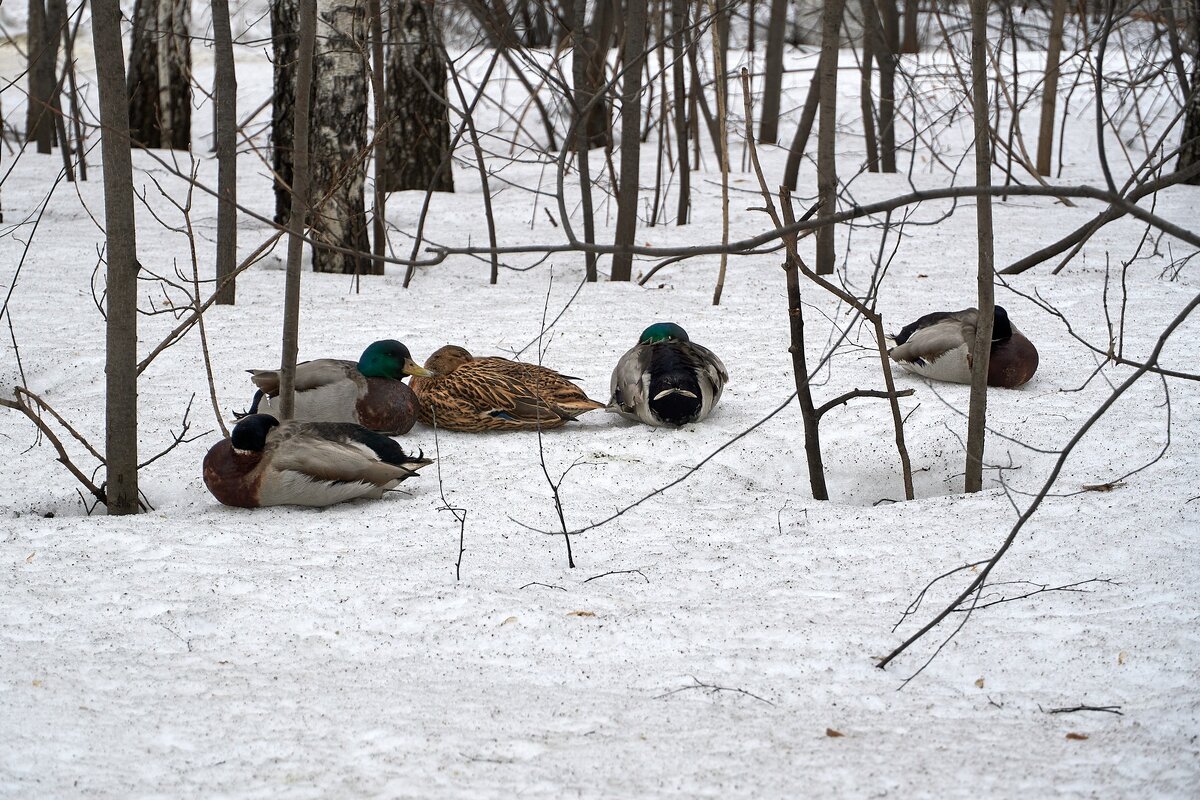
[815,0,846,275]
[310,0,373,274]
[212,0,238,304]
[127,0,191,150]
[610,0,647,282]
[383,0,454,193]
[92,0,140,514]
[271,0,299,224]
[965,0,995,493]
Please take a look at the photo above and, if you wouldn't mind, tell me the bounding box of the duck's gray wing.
[248,358,358,395]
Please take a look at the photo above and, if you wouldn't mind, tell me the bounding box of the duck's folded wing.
[608,348,648,412]
[888,319,972,365]
[687,342,729,388]
[249,359,357,394]
[269,431,419,485]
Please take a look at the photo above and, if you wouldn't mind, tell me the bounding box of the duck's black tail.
[648,347,703,425]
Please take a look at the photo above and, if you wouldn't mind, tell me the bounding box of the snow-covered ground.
[2,13,1199,798]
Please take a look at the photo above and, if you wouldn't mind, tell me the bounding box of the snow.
[2,11,1200,798]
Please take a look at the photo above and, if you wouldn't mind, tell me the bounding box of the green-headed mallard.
[608,322,729,427]
[408,345,604,432]
[887,306,1038,388]
[245,340,434,435]
[203,414,432,508]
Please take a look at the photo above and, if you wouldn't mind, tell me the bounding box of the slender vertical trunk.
[860,1,880,172]
[671,0,691,225]
[1036,0,1066,176]
[310,0,372,274]
[92,0,140,514]
[27,0,63,153]
[1176,0,1200,183]
[582,0,616,149]
[280,0,317,419]
[759,0,789,144]
[900,0,919,54]
[572,0,599,280]
[368,0,387,270]
[783,48,822,190]
[708,0,730,303]
[271,0,299,224]
[384,0,454,193]
[815,0,845,275]
[611,0,647,282]
[127,0,191,150]
[965,0,995,493]
[875,0,898,172]
[212,0,238,304]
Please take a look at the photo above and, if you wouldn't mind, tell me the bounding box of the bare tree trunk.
[965,0,995,493]
[758,0,788,144]
[611,0,648,282]
[212,0,237,305]
[671,0,691,225]
[310,0,373,274]
[368,0,387,271]
[874,0,898,172]
[92,0,140,514]
[582,0,616,149]
[383,0,454,193]
[271,0,299,224]
[127,0,191,150]
[571,0,599,280]
[900,0,919,53]
[860,0,880,171]
[783,47,822,189]
[26,0,63,153]
[816,0,846,275]
[1036,0,1067,176]
[280,0,317,418]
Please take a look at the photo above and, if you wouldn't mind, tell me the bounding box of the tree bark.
[272,0,299,224]
[26,0,63,153]
[965,0,995,493]
[572,0,599,279]
[580,0,615,149]
[670,0,690,225]
[783,47,822,190]
[1036,0,1067,176]
[127,0,192,150]
[383,0,454,193]
[212,0,237,304]
[816,0,846,275]
[874,0,898,172]
[900,0,919,54]
[1177,1,1200,184]
[758,0,789,144]
[611,0,648,282]
[280,0,317,418]
[92,0,140,514]
[310,0,373,274]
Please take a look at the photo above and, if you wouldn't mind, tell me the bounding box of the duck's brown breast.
[202,439,263,508]
[988,333,1039,388]
[357,379,419,434]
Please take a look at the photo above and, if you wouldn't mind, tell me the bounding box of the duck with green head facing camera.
[244,340,434,435]
[608,322,729,427]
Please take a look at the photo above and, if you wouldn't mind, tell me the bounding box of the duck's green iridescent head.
[638,322,690,344]
[357,339,435,379]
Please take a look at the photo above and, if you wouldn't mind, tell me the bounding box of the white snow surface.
[2,22,1200,799]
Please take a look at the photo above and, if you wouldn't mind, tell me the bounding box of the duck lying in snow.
[244,339,433,435]
[887,306,1038,388]
[408,345,605,432]
[203,414,432,508]
[608,322,729,427]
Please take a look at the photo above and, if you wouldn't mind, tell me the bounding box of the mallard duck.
[244,340,434,435]
[887,305,1038,388]
[608,322,729,427]
[203,414,432,508]
[408,344,604,432]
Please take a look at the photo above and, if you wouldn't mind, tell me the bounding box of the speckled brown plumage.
[409,345,604,432]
